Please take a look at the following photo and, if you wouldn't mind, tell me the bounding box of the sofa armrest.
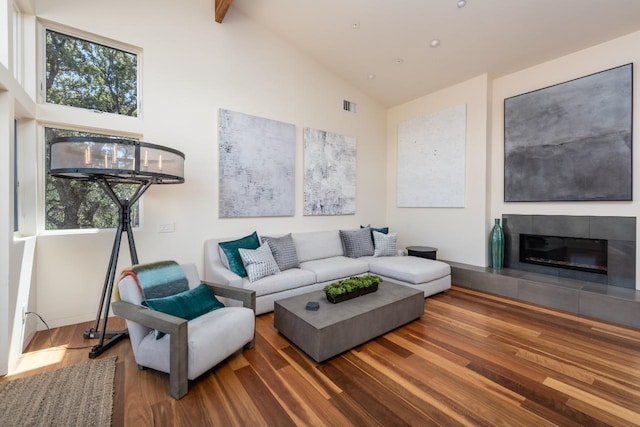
[111,301,188,399]
[205,260,244,287]
[204,282,256,314]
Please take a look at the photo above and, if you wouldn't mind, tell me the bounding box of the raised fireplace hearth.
[503,215,635,289]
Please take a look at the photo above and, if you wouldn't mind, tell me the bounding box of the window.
[45,127,140,231]
[45,28,138,116]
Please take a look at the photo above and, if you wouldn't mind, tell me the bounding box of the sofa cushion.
[366,256,451,284]
[241,268,317,297]
[262,233,300,271]
[300,256,369,283]
[218,232,260,277]
[373,231,398,257]
[340,227,375,258]
[239,243,281,282]
[292,230,344,263]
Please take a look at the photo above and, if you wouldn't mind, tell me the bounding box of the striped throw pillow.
[239,243,281,282]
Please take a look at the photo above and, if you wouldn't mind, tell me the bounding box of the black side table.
[406,246,437,260]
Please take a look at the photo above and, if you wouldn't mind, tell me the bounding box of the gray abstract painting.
[504,64,633,202]
[304,128,356,215]
[397,104,466,207]
[219,109,295,217]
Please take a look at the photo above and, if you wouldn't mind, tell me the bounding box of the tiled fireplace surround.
[504,214,636,289]
[447,214,640,329]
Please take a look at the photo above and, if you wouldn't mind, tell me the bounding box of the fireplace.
[502,215,636,289]
[519,234,607,275]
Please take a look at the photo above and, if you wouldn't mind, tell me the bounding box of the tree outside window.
[46,29,138,116]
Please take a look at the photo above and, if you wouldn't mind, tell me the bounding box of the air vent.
[343,100,357,114]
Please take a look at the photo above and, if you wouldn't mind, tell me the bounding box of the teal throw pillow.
[361,225,389,241]
[219,231,260,277]
[142,283,225,339]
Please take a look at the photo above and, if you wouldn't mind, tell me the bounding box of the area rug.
[0,356,116,427]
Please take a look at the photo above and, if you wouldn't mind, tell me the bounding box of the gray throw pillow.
[262,233,300,271]
[238,243,280,282]
[340,227,375,258]
[373,230,398,257]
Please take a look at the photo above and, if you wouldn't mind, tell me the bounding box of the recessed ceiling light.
[457,0,467,8]
[430,39,441,48]
[367,73,376,80]
[352,21,360,30]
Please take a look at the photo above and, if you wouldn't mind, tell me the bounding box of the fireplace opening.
[519,234,608,275]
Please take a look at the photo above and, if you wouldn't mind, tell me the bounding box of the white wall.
[386,74,489,265]
[490,31,640,289]
[33,0,388,327]
[0,0,38,376]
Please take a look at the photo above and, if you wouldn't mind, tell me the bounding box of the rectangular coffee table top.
[274,282,424,362]
[275,281,423,329]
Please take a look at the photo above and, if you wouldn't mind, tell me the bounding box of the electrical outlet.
[21,305,27,324]
[159,223,175,233]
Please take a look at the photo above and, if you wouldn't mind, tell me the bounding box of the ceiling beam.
[215,0,233,23]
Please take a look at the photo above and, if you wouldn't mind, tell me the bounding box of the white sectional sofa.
[204,228,451,315]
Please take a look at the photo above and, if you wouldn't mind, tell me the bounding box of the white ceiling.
[229,0,640,107]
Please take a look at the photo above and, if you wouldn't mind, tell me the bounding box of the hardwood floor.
[5,285,640,426]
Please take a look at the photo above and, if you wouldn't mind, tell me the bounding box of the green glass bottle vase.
[489,218,504,270]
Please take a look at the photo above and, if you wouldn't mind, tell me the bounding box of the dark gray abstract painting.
[218,109,295,217]
[504,64,632,202]
[303,128,356,215]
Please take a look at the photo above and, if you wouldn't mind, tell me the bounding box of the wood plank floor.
[4,285,640,426]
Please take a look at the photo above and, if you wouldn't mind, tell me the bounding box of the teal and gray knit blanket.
[128,260,189,299]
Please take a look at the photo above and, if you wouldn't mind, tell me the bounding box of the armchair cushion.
[142,282,224,322]
[134,306,255,381]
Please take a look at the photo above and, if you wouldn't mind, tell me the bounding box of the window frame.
[36,20,145,235]
[13,119,19,233]
[12,3,23,84]
[38,20,143,118]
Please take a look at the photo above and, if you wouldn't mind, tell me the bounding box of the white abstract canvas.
[304,128,356,215]
[218,109,295,217]
[397,104,466,207]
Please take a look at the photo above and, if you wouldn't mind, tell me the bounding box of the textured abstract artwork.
[304,128,356,215]
[218,109,295,217]
[504,64,633,202]
[397,104,466,207]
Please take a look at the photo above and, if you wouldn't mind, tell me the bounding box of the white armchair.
[111,263,255,399]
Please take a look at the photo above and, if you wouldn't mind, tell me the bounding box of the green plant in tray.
[323,275,382,299]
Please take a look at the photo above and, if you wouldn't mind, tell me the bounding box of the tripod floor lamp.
[49,136,185,358]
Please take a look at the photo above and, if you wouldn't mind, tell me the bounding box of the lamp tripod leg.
[84,180,150,358]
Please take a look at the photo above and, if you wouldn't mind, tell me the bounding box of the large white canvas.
[218,109,295,217]
[397,104,466,207]
[304,128,356,215]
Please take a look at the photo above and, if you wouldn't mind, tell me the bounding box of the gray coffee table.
[274,282,424,363]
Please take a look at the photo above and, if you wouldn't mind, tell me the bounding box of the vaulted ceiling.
[220,0,640,107]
